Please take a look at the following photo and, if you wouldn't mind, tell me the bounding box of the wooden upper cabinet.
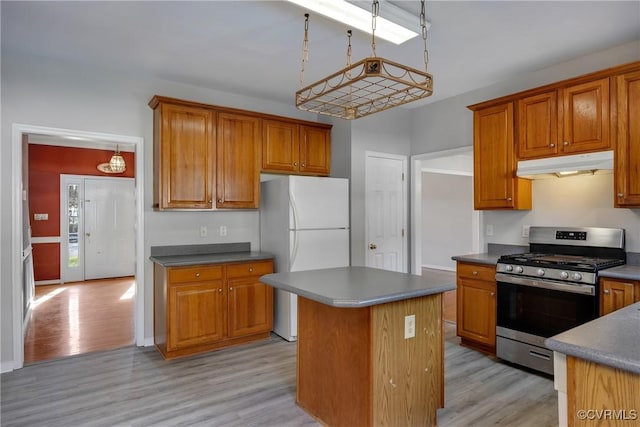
[262,119,300,173]
[299,125,331,176]
[473,102,531,210]
[151,101,215,209]
[216,112,261,209]
[614,70,640,207]
[517,78,610,159]
[261,120,331,176]
[561,77,610,154]
[517,91,559,159]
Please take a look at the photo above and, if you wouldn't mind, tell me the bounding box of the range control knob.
[505,265,513,272]
[560,271,569,279]
[537,269,545,277]
[516,266,524,273]
[572,272,583,281]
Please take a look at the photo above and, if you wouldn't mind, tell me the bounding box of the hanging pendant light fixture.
[97,145,126,173]
[296,0,433,120]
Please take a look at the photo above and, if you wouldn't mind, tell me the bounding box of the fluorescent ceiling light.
[286,0,419,44]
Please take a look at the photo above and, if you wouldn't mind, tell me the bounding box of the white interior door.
[365,152,407,272]
[84,178,135,280]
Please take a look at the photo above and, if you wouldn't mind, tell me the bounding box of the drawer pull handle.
[229,287,233,291]
[563,141,569,146]
[603,289,610,294]
[549,143,555,148]
[293,162,298,166]
[472,271,478,275]
[529,350,551,361]
[617,193,624,198]
[195,273,200,278]
[219,288,223,293]
[490,292,495,296]
[249,267,253,272]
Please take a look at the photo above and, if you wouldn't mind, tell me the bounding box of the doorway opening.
[11,124,144,370]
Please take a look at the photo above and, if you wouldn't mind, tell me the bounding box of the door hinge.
[402,172,405,181]
[402,229,405,237]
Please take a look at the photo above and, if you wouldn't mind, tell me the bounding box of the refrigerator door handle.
[289,193,300,270]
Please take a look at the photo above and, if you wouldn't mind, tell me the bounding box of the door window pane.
[67,184,79,267]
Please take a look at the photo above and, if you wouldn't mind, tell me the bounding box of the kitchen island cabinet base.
[296,294,444,427]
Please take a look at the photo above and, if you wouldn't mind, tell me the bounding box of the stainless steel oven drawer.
[496,335,554,375]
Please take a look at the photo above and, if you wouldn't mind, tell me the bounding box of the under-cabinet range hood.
[516,150,614,179]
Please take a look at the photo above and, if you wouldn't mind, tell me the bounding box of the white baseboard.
[143,337,155,347]
[35,280,61,286]
[1,360,16,373]
[421,264,456,272]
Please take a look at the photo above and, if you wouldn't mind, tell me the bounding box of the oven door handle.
[495,273,595,296]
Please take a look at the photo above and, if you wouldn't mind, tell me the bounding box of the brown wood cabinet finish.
[567,356,640,427]
[261,120,331,176]
[456,262,497,354]
[297,293,443,427]
[517,91,559,159]
[600,277,638,316]
[216,112,261,209]
[614,70,640,207]
[154,260,274,359]
[152,102,216,210]
[473,102,532,210]
[561,78,610,154]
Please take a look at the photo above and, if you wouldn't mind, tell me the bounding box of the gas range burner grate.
[498,253,625,271]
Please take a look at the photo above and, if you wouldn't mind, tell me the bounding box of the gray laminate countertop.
[598,264,640,281]
[150,251,273,267]
[451,253,501,266]
[259,266,456,308]
[545,302,640,374]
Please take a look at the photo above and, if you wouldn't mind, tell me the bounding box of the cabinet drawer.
[456,262,496,282]
[226,260,274,278]
[168,265,224,283]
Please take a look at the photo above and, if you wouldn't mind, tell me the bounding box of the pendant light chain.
[371,0,379,57]
[420,0,429,72]
[299,13,310,88]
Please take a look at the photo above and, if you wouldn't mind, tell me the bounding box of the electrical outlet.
[200,226,207,238]
[219,225,227,237]
[522,225,530,238]
[486,224,494,236]
[34,213,49,221]
[404,314,416,339]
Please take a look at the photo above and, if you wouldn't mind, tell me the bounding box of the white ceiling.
[2,1,639,111]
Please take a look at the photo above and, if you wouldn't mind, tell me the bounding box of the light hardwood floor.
[24,278,135,364]
[3,323,558,426]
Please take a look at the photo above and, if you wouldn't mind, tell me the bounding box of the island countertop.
[259,266,456,308]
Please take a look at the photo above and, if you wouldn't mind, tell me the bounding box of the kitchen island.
[545,302,640,427]
[260,266,456,427]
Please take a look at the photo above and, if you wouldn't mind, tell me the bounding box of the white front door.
[84,178,135,280]
[61,176,135,282]
[365,152,407,272]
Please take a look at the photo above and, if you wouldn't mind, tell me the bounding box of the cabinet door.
[299,125,331,176]
[167,281,225,350]
[456,277,496,348]
[517,91,559,159]
[227,277,273,338]
[262,119,300,173]
[216,112,261,209]
[473,103,531,210]
[600,279,635,316]
[156,103,215,209]
[614,70,640,207]
[561,77,610,154]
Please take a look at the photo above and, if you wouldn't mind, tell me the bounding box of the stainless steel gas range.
[495,226,625,375]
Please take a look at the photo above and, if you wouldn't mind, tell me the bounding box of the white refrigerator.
[260,175,350,341]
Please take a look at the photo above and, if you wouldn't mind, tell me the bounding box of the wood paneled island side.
[260,267,456,427]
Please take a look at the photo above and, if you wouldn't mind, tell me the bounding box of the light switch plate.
[486,224,494,236]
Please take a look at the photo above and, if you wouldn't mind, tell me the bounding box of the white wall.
[484,173,640,251]
[410,41,640,251]
[349,109,411,267]
[0,52,326,367]
[421,172,474,270]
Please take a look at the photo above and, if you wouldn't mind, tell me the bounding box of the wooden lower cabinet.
[154,260,274,359]
[600,277,638,316]
[456,261,497,354]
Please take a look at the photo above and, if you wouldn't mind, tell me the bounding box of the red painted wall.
[29,144,135,281]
